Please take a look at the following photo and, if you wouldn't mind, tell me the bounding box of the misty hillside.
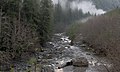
[53,0,120,11]
[75,0,120,10]
[52,0,120,32]
[92,0,120,10]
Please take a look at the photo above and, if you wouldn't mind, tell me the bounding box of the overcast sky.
[52,0,106,15]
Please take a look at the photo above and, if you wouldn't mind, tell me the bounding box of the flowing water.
[13,33,112,72]
[41,33,112,72]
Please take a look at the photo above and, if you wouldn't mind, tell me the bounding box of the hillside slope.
[92,0,120,10]
[67,8,120,72]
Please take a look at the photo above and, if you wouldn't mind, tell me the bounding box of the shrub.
[66,23,81,45]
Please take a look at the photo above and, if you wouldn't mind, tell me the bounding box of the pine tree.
[38,0,53,46]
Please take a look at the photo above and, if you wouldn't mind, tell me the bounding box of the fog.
[52,0,106,15]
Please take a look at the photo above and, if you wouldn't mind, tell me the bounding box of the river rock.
[58,57,89,69]
[41,65,54,72]
[72,57,89,67]
[80,44,87,47]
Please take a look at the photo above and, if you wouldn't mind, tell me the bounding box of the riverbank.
[0,33,113,72]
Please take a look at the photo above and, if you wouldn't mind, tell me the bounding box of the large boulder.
[58,57,89,69]
[72,57,88,67]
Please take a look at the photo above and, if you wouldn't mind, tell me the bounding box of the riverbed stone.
[72,57,89,67]
[41,65,54,72]
[58,57,89,69]
[80,44,87,47]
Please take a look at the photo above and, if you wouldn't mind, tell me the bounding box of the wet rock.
[72,57,89,67]
[41,65,54,72]
[17,67,21,70]
[65,45,70,49]
[46,54,54,59]
[38,55,43,59]
[86,53,91,55]
[58,47,65,52]
[42,54,55,59]
[58,57,88,69]
[46,42,54,48]
[37,59,41,62]
[41,59,49,65]
[80,44,87,47]
[28,65,32,68]
[73,67,87,72]
[57,61,72,69]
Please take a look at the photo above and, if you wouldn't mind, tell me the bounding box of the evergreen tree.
[38,0,53,46]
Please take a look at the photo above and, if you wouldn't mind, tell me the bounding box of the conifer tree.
[38,0,53,46]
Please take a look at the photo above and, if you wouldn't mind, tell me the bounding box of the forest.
[0,0,120,72]
[0,0,53,70]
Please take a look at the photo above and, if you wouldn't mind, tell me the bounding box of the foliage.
[38,0,53,46]
[0,0,53,65]
[66,23,80,45]
[69,9,120,71]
